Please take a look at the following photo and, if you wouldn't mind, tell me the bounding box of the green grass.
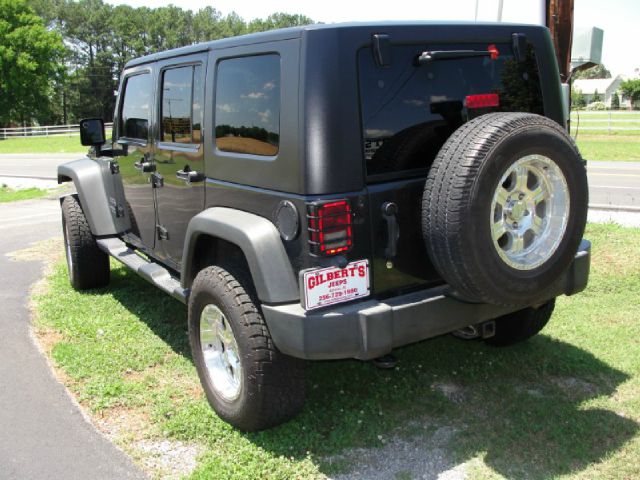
[569,111,640,161]
[0,185,49,202]
[33,223,640,479]
[576,135,640,162]
[0,135,86,154]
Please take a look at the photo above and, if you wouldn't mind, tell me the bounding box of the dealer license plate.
[301,260,370,311]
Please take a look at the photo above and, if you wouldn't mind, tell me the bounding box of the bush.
[610,93,620,110]
[586,101,607,111]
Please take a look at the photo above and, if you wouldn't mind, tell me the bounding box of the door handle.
[381,202,399,259]
[134,160,155,172]
[176,169,204,183]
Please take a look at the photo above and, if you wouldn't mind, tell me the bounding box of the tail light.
[307,200,353,256]
[465,93,500,109]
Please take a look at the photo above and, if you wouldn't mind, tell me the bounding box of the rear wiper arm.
[416,47,497,65]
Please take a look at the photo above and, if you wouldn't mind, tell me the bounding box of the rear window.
[359,43,543,177]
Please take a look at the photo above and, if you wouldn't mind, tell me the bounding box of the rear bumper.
[262,240,591,360]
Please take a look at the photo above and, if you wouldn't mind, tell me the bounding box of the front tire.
[61,195,110,290]
[188,265,306,431]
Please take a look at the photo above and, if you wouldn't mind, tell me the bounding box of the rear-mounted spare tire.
[422,113,588,306]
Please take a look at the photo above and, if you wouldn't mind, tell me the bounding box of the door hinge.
[156,225,169,240]
[109,160,120,174]
[151,172,164,188]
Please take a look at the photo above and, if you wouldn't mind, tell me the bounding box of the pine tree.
[593,89,602,102]
[611,92,620,110]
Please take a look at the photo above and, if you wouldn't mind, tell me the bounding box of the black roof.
[124,20,547,68]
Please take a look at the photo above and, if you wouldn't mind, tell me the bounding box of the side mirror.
[80,118,106,147]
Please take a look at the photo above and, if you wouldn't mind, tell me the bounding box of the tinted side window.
[120,73,152,140]
[192,65,203,143]
[161,66,193,143]
[215,55,280,156]
[359,43,543,176]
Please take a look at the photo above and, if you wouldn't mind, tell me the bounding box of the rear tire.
[423,113,588,306]
[485,299,555,347]
[188,264,306,431]
[61,195,110,290]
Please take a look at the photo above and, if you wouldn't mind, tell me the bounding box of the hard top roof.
[124,20,547,69]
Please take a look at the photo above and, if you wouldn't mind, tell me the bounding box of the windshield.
[359,43,543,177]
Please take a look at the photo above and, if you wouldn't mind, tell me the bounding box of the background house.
[573,76,624,107]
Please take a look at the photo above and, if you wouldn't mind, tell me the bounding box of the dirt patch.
[549,376,600,399]
[133,439,202,480]
[327,425,467,480]
[94,407,202,480]
[431,382,466,404]
[7,237,63,264]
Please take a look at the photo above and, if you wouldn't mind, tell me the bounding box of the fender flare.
[182,208,299,304]
[58,158,119,236]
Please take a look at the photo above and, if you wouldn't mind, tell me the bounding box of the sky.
[104,0,639,75]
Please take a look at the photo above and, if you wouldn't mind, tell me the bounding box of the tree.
[571,87,586,108]
[0,0,65,126]
[610,91,620,110]
[592,89,601,102]
[247,12,314,32]
[573,63,611,79]
[620,79,640,109]
[21,0,315,125]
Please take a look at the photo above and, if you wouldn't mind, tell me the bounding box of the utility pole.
[546,0,574,81]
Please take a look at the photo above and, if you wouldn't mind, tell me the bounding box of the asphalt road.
[0,154,638,210]
[0,198,145,480]
[0,153,84,179]
[587,161,640,210]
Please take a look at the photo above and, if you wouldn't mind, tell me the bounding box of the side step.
[96,237,189,304]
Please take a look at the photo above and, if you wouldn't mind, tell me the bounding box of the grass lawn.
[0,135,85,154]
[576,135,640,162]
[32,224,640,479]
[0,185,49,203]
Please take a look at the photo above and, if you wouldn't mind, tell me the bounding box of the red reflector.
[307,200,353,256]
[488,44,499,60]
[466,93,500,109]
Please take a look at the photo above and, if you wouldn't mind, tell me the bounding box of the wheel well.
[189,235,251,287]
[58,174,72,184]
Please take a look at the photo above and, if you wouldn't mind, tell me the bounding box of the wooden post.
[546,0,574,81]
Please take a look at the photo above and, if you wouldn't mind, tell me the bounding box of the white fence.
[0,123,113,140]
[570,111,640,134]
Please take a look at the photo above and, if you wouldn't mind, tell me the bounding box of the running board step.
[96,237,189,304]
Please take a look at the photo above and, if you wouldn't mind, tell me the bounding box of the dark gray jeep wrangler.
[58,22,590,431]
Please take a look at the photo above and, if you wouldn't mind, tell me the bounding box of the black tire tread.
[485,299,555,347]
[423,113,586,305]
[189,264,305,431]
[61,195,110,290]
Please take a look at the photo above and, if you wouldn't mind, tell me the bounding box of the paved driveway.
[0,197,145,480]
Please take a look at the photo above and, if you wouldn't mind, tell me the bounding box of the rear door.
[115,66,157,250]
[357,41,544,296]
[154,53,207,269]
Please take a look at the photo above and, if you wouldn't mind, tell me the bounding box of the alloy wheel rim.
[490,154,570,270]
[199,304,242,401]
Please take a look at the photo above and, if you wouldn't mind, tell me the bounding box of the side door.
[115,65,157,250]
[154,53,207,268]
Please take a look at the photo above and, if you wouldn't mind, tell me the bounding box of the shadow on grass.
[107,266,637,479]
